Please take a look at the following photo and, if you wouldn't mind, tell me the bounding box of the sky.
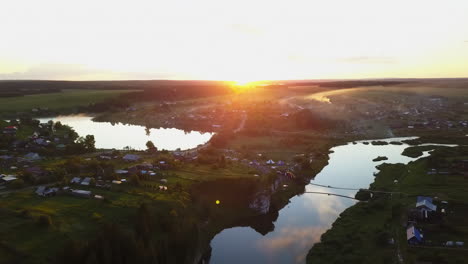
[1,0,468,81]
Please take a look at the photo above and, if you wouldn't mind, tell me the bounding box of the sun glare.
[234,80,250,86]
[231,79,259,93]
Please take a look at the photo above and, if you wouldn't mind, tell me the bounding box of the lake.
[209,137,434,264]
[38,116,214,151]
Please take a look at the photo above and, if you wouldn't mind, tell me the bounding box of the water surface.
[210,137,431,264]
[39,116,213,150]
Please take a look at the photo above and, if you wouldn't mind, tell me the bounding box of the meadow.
[0,89,136,116]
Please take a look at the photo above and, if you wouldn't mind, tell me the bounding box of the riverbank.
[307,139,468,264]
[0,116,341,264]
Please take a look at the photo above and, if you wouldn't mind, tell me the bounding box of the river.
[209,137,433,264]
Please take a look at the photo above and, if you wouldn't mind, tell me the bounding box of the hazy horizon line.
[1,77,468,83]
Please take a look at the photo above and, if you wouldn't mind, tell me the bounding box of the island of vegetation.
[372,156,388,162]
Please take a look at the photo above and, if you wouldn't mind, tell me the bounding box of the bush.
[355,190,371,201]
[19,209,32,219]
[37,215,52,227]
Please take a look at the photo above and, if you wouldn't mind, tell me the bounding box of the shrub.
[19,209,32,219]
[355,190,371,201]
[37,215,52,227]
[91,212,102,221]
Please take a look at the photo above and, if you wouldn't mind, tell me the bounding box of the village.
[0,115,316,214]
[0,80,467,264]
[406,196,464,247]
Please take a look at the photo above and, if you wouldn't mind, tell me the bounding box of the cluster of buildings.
[406,196,464,247]
[35,185,103,199]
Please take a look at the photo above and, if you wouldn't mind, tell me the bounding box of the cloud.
[338,56,397,64]
[256,226,326,263]
[0,64,176,80]
[229,24,264,36]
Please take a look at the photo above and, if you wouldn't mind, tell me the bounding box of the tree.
[135,203,154,246]
[67,129,79,141]
[355,190,371,201]
[83,135,96,151]
[146,140,157,152]
[130,174,141,186]
[209,132,233,148]
[64,157,82,174]
[54,121,63,129]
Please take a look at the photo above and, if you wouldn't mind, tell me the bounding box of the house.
[115,169,129,175]
[266,160,275,165]
[416,196,437,212]
[24,152,41,161]
[36,186,58,197]
[0,175,18,184]
[36,186,46,195]
[123,154,140,162]
[407,226,423,244]
[56,144,66,149]
[138,163,153,169]
[99,155,112,160]
[3,126,18,134]
[70,177,82,184]
[34,138,50,146]
[81,177,91,186]
[0,155,13,161]
[71,189,92,198]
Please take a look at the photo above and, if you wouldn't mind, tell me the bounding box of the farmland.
[0,89,136,117]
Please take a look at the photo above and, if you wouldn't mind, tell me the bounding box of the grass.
[0,89,136,116]
[0,183,183,264]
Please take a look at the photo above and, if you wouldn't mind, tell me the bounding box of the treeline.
[56,203,203,264]
[0,87,61,97]
[0,80,231,92]
[121,84,232,102]
[286,80,407,88]
[83,84,232,113]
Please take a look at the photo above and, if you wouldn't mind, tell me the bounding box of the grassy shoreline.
[307,141,468,264]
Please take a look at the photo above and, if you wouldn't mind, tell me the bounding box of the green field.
[0,89,136,116]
